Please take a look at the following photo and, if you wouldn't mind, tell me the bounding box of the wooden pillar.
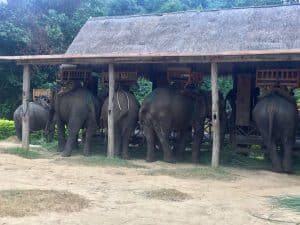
[22,65,30,149]
[107,64,115,157]
[211,62,220,168]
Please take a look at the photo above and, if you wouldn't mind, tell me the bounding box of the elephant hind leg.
[268,141,283,173]
[57,119,66,152]
[143,125,156,162]
[191,120,204,163]
[114,124,122,158]
[153,126,174,163]
[175,129,189,162]
[282,141,293,173]
[121,125,133,160]
[62,117,82,157]
[83,122,96,156]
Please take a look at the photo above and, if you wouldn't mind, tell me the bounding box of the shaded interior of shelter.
[76,61,300,76]
[68,60,300,150]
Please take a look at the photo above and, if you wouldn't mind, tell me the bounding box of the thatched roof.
[66,5,300,56]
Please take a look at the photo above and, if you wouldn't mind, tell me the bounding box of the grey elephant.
[13,97,54,142]
[49,87,100,157]
[253,88,297,173]
[139,88,207,163]
[101,88,139,159]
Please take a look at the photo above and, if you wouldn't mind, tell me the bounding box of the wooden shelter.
[1,5,300,167]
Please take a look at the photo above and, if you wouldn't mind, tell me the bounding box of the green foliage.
[0,119,15,140]
[200,77,233,97]
[271,196,300,212]
[108,0,143,15]
[293,89,300,103]
[131,78,153,104]
[158,0,187,13]
[0,0,295,118]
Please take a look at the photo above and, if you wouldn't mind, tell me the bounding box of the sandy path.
[0,150,300,225]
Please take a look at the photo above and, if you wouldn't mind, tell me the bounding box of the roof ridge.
[88,3,300,21]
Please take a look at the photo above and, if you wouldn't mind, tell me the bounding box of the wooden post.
[22,65,30,149]
[107,64,115,157]
[211,62,220,168]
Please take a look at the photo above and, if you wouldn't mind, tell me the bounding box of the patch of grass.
[145,166,235,181]
[141,188,191,202]
[1,147,43,159]
[0,189,89,217]
[196,145,271,171]
[60,155,145,168]
[270,195,300,212]
[36,139,58,152]
[222,152,270,170]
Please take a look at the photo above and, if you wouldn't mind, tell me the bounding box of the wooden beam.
[12,54,300,65]
[211,62,221,168]
[22,65,30,149]
[107,64,115,157]
[0,48,299,65]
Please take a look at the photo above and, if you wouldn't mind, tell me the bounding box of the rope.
[116,90,130,111]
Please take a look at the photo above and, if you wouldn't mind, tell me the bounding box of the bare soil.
[0,139,300,225]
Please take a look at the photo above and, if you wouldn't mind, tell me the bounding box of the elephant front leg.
[15,125,22,141]
[45,121,55,143]
[143,125,156,162]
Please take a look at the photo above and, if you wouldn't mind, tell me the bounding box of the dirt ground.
[0,139,300,225]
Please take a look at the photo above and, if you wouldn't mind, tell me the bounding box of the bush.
[0,119,15,140]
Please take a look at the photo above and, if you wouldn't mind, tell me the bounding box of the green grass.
[271,196,300,212]
[63,155,144,168]
[1,147,43,159]
[145,166,236,181]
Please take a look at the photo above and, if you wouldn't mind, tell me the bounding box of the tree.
[0,0,294,118]
[107,0,142,16]
[158,0,187,12]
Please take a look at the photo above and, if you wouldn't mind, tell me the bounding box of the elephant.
[101,88,139,159]
[13,97,54,142]
[252,88,298,173]
[139,87,207,163]
[49,87,100,157]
